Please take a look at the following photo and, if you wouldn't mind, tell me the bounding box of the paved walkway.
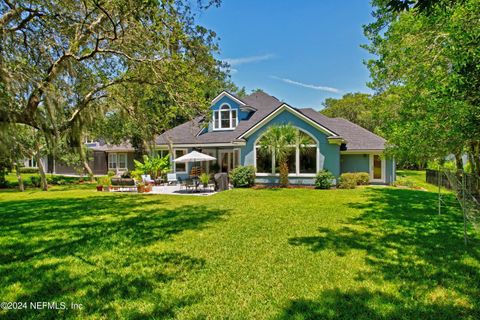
[150,185,216,196]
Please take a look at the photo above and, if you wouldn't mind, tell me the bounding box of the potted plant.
[96,177,103,191]
[137,182,145,193]
[145,184,152,192]
[98,176,111,191]
[200,172,210,188]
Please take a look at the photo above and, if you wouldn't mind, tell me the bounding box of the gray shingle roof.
[91,140,134,152]
[155,92,386,150]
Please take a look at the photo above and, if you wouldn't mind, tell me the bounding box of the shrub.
[46,175,79,185]
[338,173,357,189]
[19,167,39,174]
[229,165,255,188]
[338,172,370,189]
[355,172,370,185]
[29,175,41,187]
[97,176,111,186]
[314,170,335,189]
[107,170,116,177]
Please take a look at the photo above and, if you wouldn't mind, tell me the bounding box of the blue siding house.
[156,91,396,185]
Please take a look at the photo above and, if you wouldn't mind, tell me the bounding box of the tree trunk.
[454,152,464,173]
[35,152,48,191]
[14,162,24,192]
[79,146,94,181]
[279,161,289,187]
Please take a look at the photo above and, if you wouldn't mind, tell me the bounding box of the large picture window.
[213,104,237,130]
[255,129,317,175]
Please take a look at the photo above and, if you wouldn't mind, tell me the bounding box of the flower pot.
[96,185,103,192]
[137,185,145,193]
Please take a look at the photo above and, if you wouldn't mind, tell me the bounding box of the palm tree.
[258,123,313,187]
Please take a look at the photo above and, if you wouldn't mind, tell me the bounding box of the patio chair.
[141,174,155,185]
[167,173,178,185]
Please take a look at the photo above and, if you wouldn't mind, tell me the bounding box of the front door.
[219,150,239,172]
[370,154,385,182]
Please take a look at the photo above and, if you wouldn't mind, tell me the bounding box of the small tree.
[258,124,312,187]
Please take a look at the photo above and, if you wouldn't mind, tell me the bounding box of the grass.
[0,171,479,319]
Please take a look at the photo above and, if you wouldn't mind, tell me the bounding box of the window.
[299,147,316,174]
[118,154,127,170]
[256,147,273,174]
[27,157,37,168]
[108,153,127,171]
[256,128,318,175]
[174,149,187,173]
[158,149,169,158]
[213,104,237,130]
[108,153,117,170]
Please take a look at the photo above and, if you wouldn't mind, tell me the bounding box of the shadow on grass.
[277,288,471,320]
[0,195,227,319]
[287,188,480,319]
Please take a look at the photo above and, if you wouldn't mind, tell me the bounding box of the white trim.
[369,154,386,183]
[108,152,128,173]
[238,103,338,139]
[213,103,238,131]
[157,142,246,148]
[211,91,247,106]
[173,148,188,173]
[256,173,316,178]
[341,149,385,154]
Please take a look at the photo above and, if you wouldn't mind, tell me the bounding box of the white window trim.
[174,148,188,173]
[253,127,319,177]
[213,103,238,131]
[369,154,386,183]
[218,148,241,172]
[108,153,128,172]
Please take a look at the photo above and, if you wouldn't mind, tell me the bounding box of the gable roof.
[156,91,386,150]
[211,90,248,106]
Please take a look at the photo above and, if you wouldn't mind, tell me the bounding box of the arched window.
[255,128,318,175]
[213,104,237,130]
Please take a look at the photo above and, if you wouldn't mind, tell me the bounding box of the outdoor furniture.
[154,177,164,186]
[110,178,136,192]
[167,173,178,185]
[141,174,155,185]
[214,173,229,191]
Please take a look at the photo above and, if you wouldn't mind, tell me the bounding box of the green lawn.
[0,173,479,319]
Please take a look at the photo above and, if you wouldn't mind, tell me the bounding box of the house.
[24,90,395,184]
[156,91,396,185]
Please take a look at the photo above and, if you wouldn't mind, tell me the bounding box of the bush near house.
[314,170,335,189]
[229,165,256,188]
[19,167,39,174]
[29,175,41,187]
[338,172,370,189]
[356,172,370,185]
[338,173,358,189]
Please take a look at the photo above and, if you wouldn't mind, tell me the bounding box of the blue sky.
[197,0,375,110]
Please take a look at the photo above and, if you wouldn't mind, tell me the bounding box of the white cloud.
[223,54,274,66]
[270,75,341,94]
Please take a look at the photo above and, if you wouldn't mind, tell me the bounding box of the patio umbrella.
[173,150,216,163]
[173,150,216,176]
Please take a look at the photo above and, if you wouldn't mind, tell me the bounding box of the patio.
[110,184,218,196]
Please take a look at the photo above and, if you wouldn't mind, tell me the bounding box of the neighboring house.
[22,141,137,176]
[156,91,396,185]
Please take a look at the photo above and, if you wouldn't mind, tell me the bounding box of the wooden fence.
[426,169,479,195]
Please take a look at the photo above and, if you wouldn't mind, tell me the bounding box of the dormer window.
[213,104,237,130]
